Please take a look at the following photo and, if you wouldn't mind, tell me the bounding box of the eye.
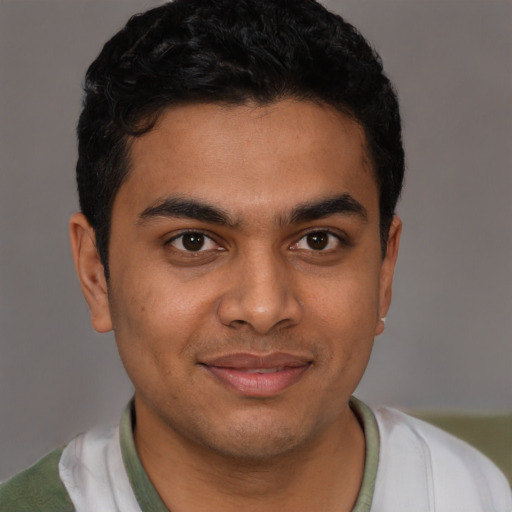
[292,231,342,251]
[168,232,220,252]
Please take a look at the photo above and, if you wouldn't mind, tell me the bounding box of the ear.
[69,213,112,333]
[375,216,402,336]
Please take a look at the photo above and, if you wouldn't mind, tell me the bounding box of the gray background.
[1,0,511,480]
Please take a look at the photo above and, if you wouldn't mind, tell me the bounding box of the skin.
[70,99,401,512]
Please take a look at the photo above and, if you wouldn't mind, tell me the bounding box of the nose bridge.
[217,244,302,334]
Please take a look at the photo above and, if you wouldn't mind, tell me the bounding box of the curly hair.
[76,0,404,278]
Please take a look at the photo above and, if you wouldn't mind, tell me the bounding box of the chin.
[209,430,303,462]
[189,412,320,462]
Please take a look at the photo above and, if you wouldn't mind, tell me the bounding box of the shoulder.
[371,406,512,511]
[0,447,75,512]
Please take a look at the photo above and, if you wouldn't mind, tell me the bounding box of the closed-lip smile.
[199,352,312,397]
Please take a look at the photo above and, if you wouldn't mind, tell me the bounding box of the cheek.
[307,268,381,330]
[109,285,199,404]
[108,262,230,385]
[305,270,380,372]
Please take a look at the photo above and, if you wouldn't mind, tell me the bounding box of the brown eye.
[291,231,341,252]
[306,232,329,250]
[169,232,220,252]
[182,233,205,251]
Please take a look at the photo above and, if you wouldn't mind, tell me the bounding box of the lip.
[200,352,312,397]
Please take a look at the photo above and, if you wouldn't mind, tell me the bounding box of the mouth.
[199,352,312,397]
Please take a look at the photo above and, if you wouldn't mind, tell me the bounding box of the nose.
[217,250,303,335]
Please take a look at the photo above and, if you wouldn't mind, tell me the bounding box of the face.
[72,100,400,460]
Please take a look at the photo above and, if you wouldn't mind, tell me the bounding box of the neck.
[133,396,365,512]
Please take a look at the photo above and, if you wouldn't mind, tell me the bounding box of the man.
[1,0,510,510]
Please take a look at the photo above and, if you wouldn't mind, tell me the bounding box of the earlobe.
[69,213,113,333]
[375,216,402,336]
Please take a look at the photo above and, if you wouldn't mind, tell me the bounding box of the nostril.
[226,319,250,329]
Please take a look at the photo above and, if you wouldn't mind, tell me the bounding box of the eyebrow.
[288,194,368,224]
[139,197,236,226]
[138,193,367,228]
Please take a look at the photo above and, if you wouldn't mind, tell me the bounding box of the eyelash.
[166,231,221,253]
[291,229,348,252]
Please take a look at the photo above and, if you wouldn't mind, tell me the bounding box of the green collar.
[350,397,379,512]
[119,402,169,512]
[119,397,379,512]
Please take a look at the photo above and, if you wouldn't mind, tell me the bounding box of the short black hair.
[77,0,404,278]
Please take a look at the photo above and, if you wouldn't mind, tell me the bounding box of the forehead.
[116,100,378,221]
